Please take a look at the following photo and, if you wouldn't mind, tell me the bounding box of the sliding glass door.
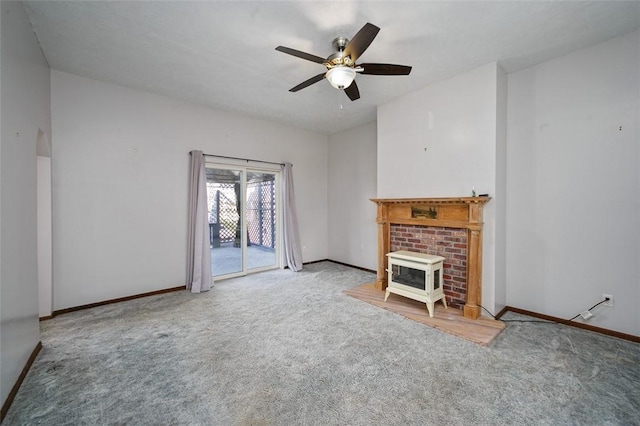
[246,171,277,270]
[207,167,244,277]
[206,164,279,279]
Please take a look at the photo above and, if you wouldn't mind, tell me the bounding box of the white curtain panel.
[282,162,303,271]
[186,150,212,293]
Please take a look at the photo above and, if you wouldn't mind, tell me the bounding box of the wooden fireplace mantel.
[371,196,491,320]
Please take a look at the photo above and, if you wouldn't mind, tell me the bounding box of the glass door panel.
[207,167,244,278]
[246,171,277,270]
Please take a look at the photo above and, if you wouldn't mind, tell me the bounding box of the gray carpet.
[5,262,639,425]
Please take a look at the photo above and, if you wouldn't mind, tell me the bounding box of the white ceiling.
[24,1,640,135]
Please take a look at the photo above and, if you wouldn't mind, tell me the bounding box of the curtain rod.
[191,151,286,167]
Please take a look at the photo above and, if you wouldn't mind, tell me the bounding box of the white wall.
[51,71,328,310]
[506,31,640,336]
[328,121,377,271]
[377,63,500,199]
[0,0,50,407]
[377,62,504,314]
[37,155,53,317]
[37,129,53,318]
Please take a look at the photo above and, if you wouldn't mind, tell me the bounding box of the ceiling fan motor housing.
[332,36,349,53]
[328,37,354,67]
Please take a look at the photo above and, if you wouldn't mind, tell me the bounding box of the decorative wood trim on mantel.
[371,197,491,320]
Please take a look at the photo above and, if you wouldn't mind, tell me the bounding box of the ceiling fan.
[275,23,412,101]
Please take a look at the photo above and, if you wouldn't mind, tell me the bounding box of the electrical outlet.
[580,310,593,320]
[603,294,614,307]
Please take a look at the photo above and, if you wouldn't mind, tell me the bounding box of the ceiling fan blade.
[343,23,380,62]
[289,73,326,92]
[276,46,326,64]
[359,63,412,75]
[344,81,360,101]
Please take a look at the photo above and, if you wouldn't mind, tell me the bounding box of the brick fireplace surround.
[371,197,490,320]
[390,224,468,309]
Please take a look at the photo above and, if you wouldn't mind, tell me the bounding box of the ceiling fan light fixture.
[326,66,356,90]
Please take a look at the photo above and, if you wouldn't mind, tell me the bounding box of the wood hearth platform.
[345,283,505,346]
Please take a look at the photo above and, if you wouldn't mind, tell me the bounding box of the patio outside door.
[206,164,279,279]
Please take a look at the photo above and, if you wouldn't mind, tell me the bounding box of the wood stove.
[385,250,446,317]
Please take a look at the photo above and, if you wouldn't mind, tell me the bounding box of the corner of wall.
[1,0,50,409]
[494,63,508,312]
